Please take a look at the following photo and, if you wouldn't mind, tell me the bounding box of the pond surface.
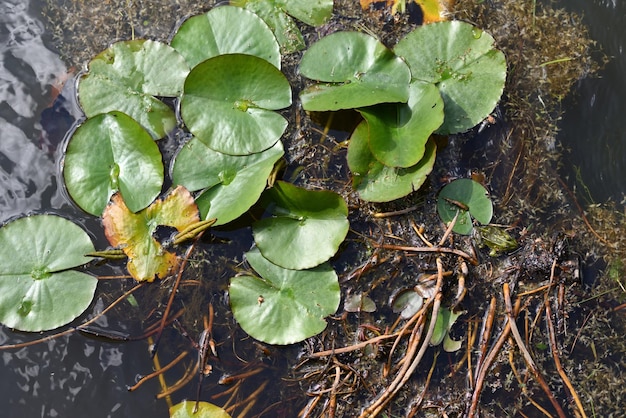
[560,0,626,203]
[0,0,625,417]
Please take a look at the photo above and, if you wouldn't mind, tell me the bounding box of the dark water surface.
[560,0,626,203]
[0,0,625,417]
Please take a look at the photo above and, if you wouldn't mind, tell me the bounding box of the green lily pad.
[170,5,280,69]
[0,215,97,332]
[229,247,340,345]
[359,80,444,168]
[170,400,231,418]
[232,0,333,53]
[102,186,201,282]
[63,111,164,216]
[253,181,349,270]
[78,39,189,138]
[181,54,291,156]
[299,31,411,111]
[437,178,493,235]
[172,137,284,226]
[394,21,506,134]
[347,120,437,202]
[430,307,463,352]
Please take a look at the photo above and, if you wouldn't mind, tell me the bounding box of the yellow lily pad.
[102,186,200,282]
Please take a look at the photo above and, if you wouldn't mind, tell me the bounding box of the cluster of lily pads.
[0,0,506,386]
[299,21,506,202]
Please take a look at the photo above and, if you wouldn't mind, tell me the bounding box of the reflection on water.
[0,0,68,222]
[560,0,626,202]
[0,1,167,417]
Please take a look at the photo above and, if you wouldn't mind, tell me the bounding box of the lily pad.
[437,178,493,235]
[171,137,284,226]
[78,39,189,138]
[299,31,411,111]
[347,120,437,202]
[229,247,340,345]
[430,307,463,352]
[232,0,333,53]
[394,21,506,134]
[344,293,376,313]
[0,215,97,332]
[390,288,423,319]
[63,111,164,216]
[181,54,291,156]
[253,181,349,270]
[102,186,201,282]
[170,400,231,418]
[359,80,443,168]
[170,6,280,69]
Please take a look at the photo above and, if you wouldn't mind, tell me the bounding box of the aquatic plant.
[229,247,341,344]
[300,20,506,202]
[0,215,96,332]
[437,178,493,235]
[1,3,511,416]
[231,0,333,53]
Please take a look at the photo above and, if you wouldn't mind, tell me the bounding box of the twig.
[128,350,189,392]
[545,261,587,418]
[378,243,478,265]
[503,283,567,418]
[359,258,445,417]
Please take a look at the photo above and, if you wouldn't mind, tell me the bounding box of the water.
[559,0,626,203]
[1,0,625,416]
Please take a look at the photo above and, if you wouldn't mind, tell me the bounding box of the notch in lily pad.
[299,31,411,111]
[0,215,97,332]
[78,39,190,138]
[171,5,280,69]
[63,111,164,216]
[394,21,506,135]
[229,247,340,345]
[437,178,493,235]
[232,0,333,53]
[253,181,349,270]
[181,54,291,156]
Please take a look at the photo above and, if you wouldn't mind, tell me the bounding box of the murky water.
[559,0,626,203]
[0,0,625,416]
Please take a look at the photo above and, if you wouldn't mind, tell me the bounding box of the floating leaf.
[253,181,349,270]
[344,293,377,313]
[229,247,340,345]
[181,54,291,156]
[172,137,284,226]
[102,186,200,282]
[414,0,450,23]
[359,80,443,168]
[78,40,189,138]
[437,178,493,235]
[430,307,463,352]
[63,111,164,216]
[0,215,96,332]
[347,120,437,202]
[390,288,423,319]
[299,31,411,111]
[171,6,280,69]
[395,21,506,134]
[170,400,231,418]
[232,0,332,53]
